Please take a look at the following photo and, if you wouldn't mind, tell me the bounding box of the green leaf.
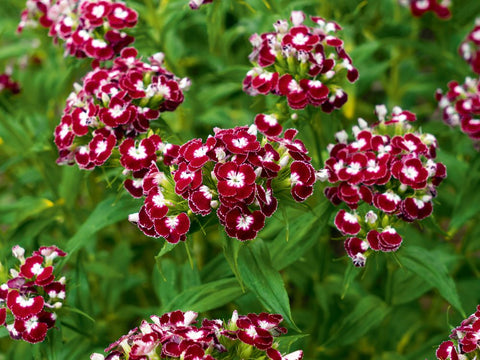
[222,232,245,291]
[65,195,141,256]
[0,326,8,338]
[326,295,390,346]
[162,278,242,313]
[269,198,331,270]
[399,246,465,316]
[238,239,298,330]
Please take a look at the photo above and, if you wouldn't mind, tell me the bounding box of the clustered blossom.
[90,310,303,360]
[18,0,138,61]
[436,76,480,143]
[0,73,20,94]
[398,0,451,19]
[459,18,480,74]
[189,0,213,9]
[318,105,446,266]
[243,10,358,112]
[0,245,66,344]
[126,117,317,242]
[54,47,189,169]
[436,305,480,360]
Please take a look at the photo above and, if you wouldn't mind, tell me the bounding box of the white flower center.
[346,162,362,175]
[263,114,278,126]
[227,171,245,188]
[95,140,107,155]
[16,296,34,308]
[194,146,208,158]
[59,124,70,139]
[288,80,302,93]
[343,212,358,224]
[232,137,248,149]
[152,194,167,208]
[165,217,179,229]
[109,105,125,118]
[92,5,105,18]
[237,215,254,230]
[292,33,309,46]
[114,8,129,19]
[128,145,147,160]
[31,263,44,275]
[402,166,419,180]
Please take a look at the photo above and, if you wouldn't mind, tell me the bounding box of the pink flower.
[154,213,190,243]
[334,210,361,235]
[244,11,357,112]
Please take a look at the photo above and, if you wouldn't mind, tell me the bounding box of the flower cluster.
[189,0,214,10]
[54,47,189,169]
[436,76,480,142]
[243,10,358,112]
[126,117,317,242]
[0,245,66,344]
[90,310,303,360]
[459,18,480,74]
[318,105,446,266]
[398,0,451,19]
[18,0,138,61]
[436,305,480,359]
[0,73,20,94]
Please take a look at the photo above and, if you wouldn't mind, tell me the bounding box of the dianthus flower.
[0,73,20,94]
[126,117,317,242]
[90,310,303,360]
[54,47,189,169]
[398,0,451,19]
[318,105,446,266]
[18,0,138,61]
[243,10,358,112]
[0,245,66,344]
[436,76,480,143]
[459,18,480,74]
[189,0,213,9]
[435,305,480,360]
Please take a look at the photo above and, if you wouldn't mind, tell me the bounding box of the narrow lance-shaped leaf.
[399,245,465,316]
[238,239,298,330]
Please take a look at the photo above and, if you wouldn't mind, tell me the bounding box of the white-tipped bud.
[335,130,349,144]
[10,269,19,278]
[128,212,139,224]
[12,245,25,262]
[90,353,105,360]
[315,169,329,182]
[279,155,290,168]
[210,200,219,209]
[273,20,289,34]
[352,125,361,137]
[52,302,63,309]
[179,77,191,91]
[73,82,83,93]
[290,11,306,26]
[365,210,378,224]
[375,104,388,121]
[291,113,298,120]
[358,118,368,129]
[254,167,263,177]
[248,124,258,136]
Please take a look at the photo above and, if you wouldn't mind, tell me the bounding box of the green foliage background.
[1,0,480,359]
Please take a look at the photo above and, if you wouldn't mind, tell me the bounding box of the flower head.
[0,245,66,343]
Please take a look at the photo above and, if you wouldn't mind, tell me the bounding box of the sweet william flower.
[92,310,301,360]
[1,245,67,344]
[320,106,446,266]
[244,11,358,112]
